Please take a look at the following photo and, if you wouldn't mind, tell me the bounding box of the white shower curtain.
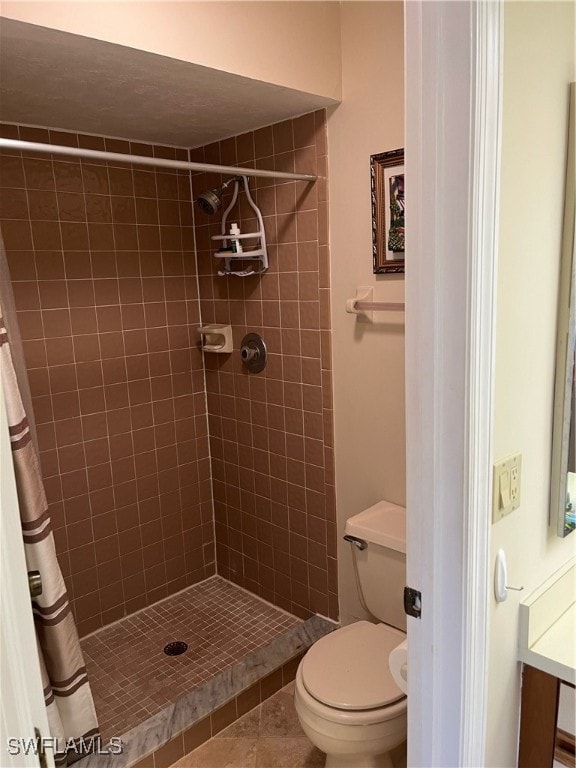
[0,234,100,765]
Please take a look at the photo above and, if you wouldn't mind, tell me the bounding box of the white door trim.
[405,2,502,765]
[462,2,503,764]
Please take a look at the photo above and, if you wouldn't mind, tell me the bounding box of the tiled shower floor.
[81,576,302,740]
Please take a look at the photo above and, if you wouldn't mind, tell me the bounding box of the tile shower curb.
[77,614,335,768]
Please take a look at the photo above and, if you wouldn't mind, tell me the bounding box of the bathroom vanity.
[517,558,576,767]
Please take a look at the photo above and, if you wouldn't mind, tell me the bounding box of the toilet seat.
[295,665,407,728]
[301,621,406,712]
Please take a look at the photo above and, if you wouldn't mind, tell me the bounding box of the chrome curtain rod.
[0,139,318,183]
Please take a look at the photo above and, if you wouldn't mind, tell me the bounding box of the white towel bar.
[346,287,405,321]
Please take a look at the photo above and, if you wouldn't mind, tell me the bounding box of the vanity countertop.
[518,558,575,684]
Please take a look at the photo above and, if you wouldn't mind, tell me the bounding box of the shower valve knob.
[241,346,258,362]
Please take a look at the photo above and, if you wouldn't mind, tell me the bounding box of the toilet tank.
[344,501,406,632]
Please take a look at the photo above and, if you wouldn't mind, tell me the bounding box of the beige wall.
[328,1,405,625]
[0,1,342,101]
[486,2,576,763]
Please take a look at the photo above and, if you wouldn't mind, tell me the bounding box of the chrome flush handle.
[343,534,367,551]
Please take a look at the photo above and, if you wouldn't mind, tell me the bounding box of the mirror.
[371,148,405,273]
[551,82,575,537]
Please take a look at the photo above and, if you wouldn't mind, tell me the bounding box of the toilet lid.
[301,622,406,711]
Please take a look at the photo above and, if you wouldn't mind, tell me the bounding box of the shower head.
[196,188,222,215]
[196,176,240,215]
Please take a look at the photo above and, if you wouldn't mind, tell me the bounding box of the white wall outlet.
[492,453,522,523]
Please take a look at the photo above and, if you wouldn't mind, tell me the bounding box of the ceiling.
[0,18,338,148]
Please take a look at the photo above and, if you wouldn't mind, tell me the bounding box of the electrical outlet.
[492,454,522,523]
[510,465,520,502]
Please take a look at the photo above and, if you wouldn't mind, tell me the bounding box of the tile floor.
[81,576,301,739]
[170,682,324,768]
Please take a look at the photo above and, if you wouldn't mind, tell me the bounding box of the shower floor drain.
[163,641,188,656]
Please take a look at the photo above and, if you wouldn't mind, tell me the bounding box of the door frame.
[405,2,502,765]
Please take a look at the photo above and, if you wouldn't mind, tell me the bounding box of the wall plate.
[240,333,267,373]
[492,453,522,523]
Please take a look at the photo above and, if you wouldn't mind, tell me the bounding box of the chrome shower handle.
[241,345,259,362]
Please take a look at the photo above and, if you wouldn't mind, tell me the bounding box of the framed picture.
[371,148,405,274]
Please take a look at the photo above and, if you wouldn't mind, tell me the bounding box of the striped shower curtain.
[0,242,99,765]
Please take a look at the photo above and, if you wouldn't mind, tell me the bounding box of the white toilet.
[294,501,408,768]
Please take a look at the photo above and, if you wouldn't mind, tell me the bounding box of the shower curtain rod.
[0,138,318,183]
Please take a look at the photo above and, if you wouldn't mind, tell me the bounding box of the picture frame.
[371,148,405,274]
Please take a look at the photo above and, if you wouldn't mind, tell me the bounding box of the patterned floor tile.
[172,682,408,768]
[172,684,324,768]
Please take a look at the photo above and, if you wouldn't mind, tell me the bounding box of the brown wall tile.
[192,111,336,620]
[1,124,211,635]
[2,113,336,631]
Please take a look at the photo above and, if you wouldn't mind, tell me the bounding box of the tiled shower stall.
[0,111,337,753]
